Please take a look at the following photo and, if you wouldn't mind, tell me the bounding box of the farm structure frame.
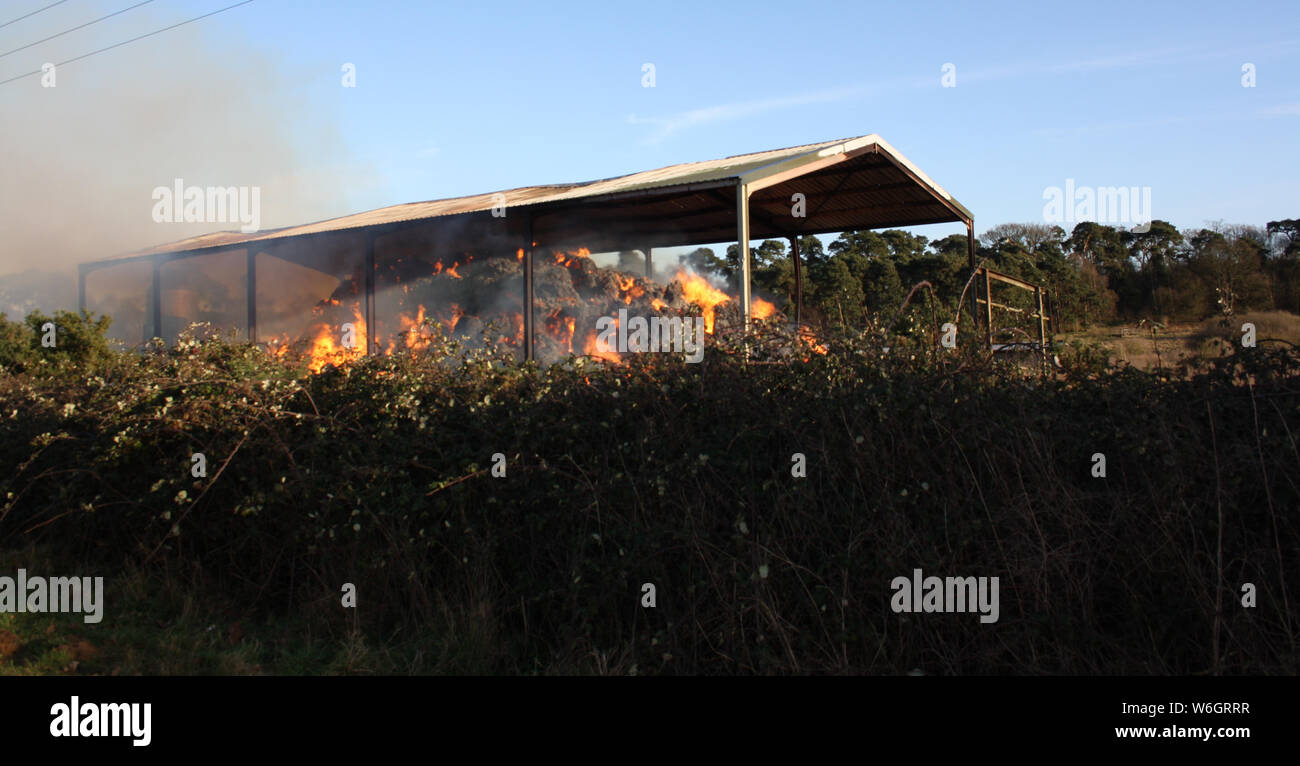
[77,134,977,361]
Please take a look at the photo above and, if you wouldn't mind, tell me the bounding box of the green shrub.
[0,313,36,372]
[2,325,1298,674]
[0,310,114,373]
[1055,338,1110,377]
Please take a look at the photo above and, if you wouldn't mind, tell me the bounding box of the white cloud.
[627,85,872,144]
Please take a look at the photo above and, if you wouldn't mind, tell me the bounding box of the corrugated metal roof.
[90,134,970,263]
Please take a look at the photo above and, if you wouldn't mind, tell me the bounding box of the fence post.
[1036,285,1048,375]
[983,267,993,351]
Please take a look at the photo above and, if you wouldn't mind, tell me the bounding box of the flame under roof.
[92,134,972,264]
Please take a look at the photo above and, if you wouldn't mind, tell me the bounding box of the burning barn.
[77,135,974,368]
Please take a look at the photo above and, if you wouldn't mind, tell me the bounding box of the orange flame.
[554,247,591,269]
[583,315,622,363]
[306,303,367,373]
[511,313,524,345]
[799,326,829,356]
[616,275,645,305]
[675,269,730,334]
[543,310,577,353]
[265,333,293,359]
[398,305,431,349]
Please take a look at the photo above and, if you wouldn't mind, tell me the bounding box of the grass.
[0,540,542,675]
[0,543,372,675]
[1057,310,1300,370]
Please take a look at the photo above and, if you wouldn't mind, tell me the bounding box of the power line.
[1,0,155,59]
[0,0,71,31]
[0,0,256,87]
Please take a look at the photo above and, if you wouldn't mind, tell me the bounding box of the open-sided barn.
[78,134,975,366]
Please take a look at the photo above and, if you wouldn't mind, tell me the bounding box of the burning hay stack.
[273,246,793,372]
[529,247,784,363]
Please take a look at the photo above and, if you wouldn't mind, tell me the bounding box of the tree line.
[676,219,1300,331]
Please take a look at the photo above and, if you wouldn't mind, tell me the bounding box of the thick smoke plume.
[0,3,366,317]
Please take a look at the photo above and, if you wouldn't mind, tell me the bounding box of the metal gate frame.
[974,265,1054,374]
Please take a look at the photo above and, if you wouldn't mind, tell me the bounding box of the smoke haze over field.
[0,2,375,316]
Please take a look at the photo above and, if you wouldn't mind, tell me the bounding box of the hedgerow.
[1,315,1297,674]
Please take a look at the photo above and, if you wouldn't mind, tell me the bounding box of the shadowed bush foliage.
[0,310,114,374]
[1,315,1298,674]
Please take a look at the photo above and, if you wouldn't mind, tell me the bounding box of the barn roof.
[86,133,971,265]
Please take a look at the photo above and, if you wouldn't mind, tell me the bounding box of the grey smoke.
[0,3,372,317]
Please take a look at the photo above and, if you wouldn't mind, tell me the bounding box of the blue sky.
[243,0,1299,238]
[3,0,1298,256]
